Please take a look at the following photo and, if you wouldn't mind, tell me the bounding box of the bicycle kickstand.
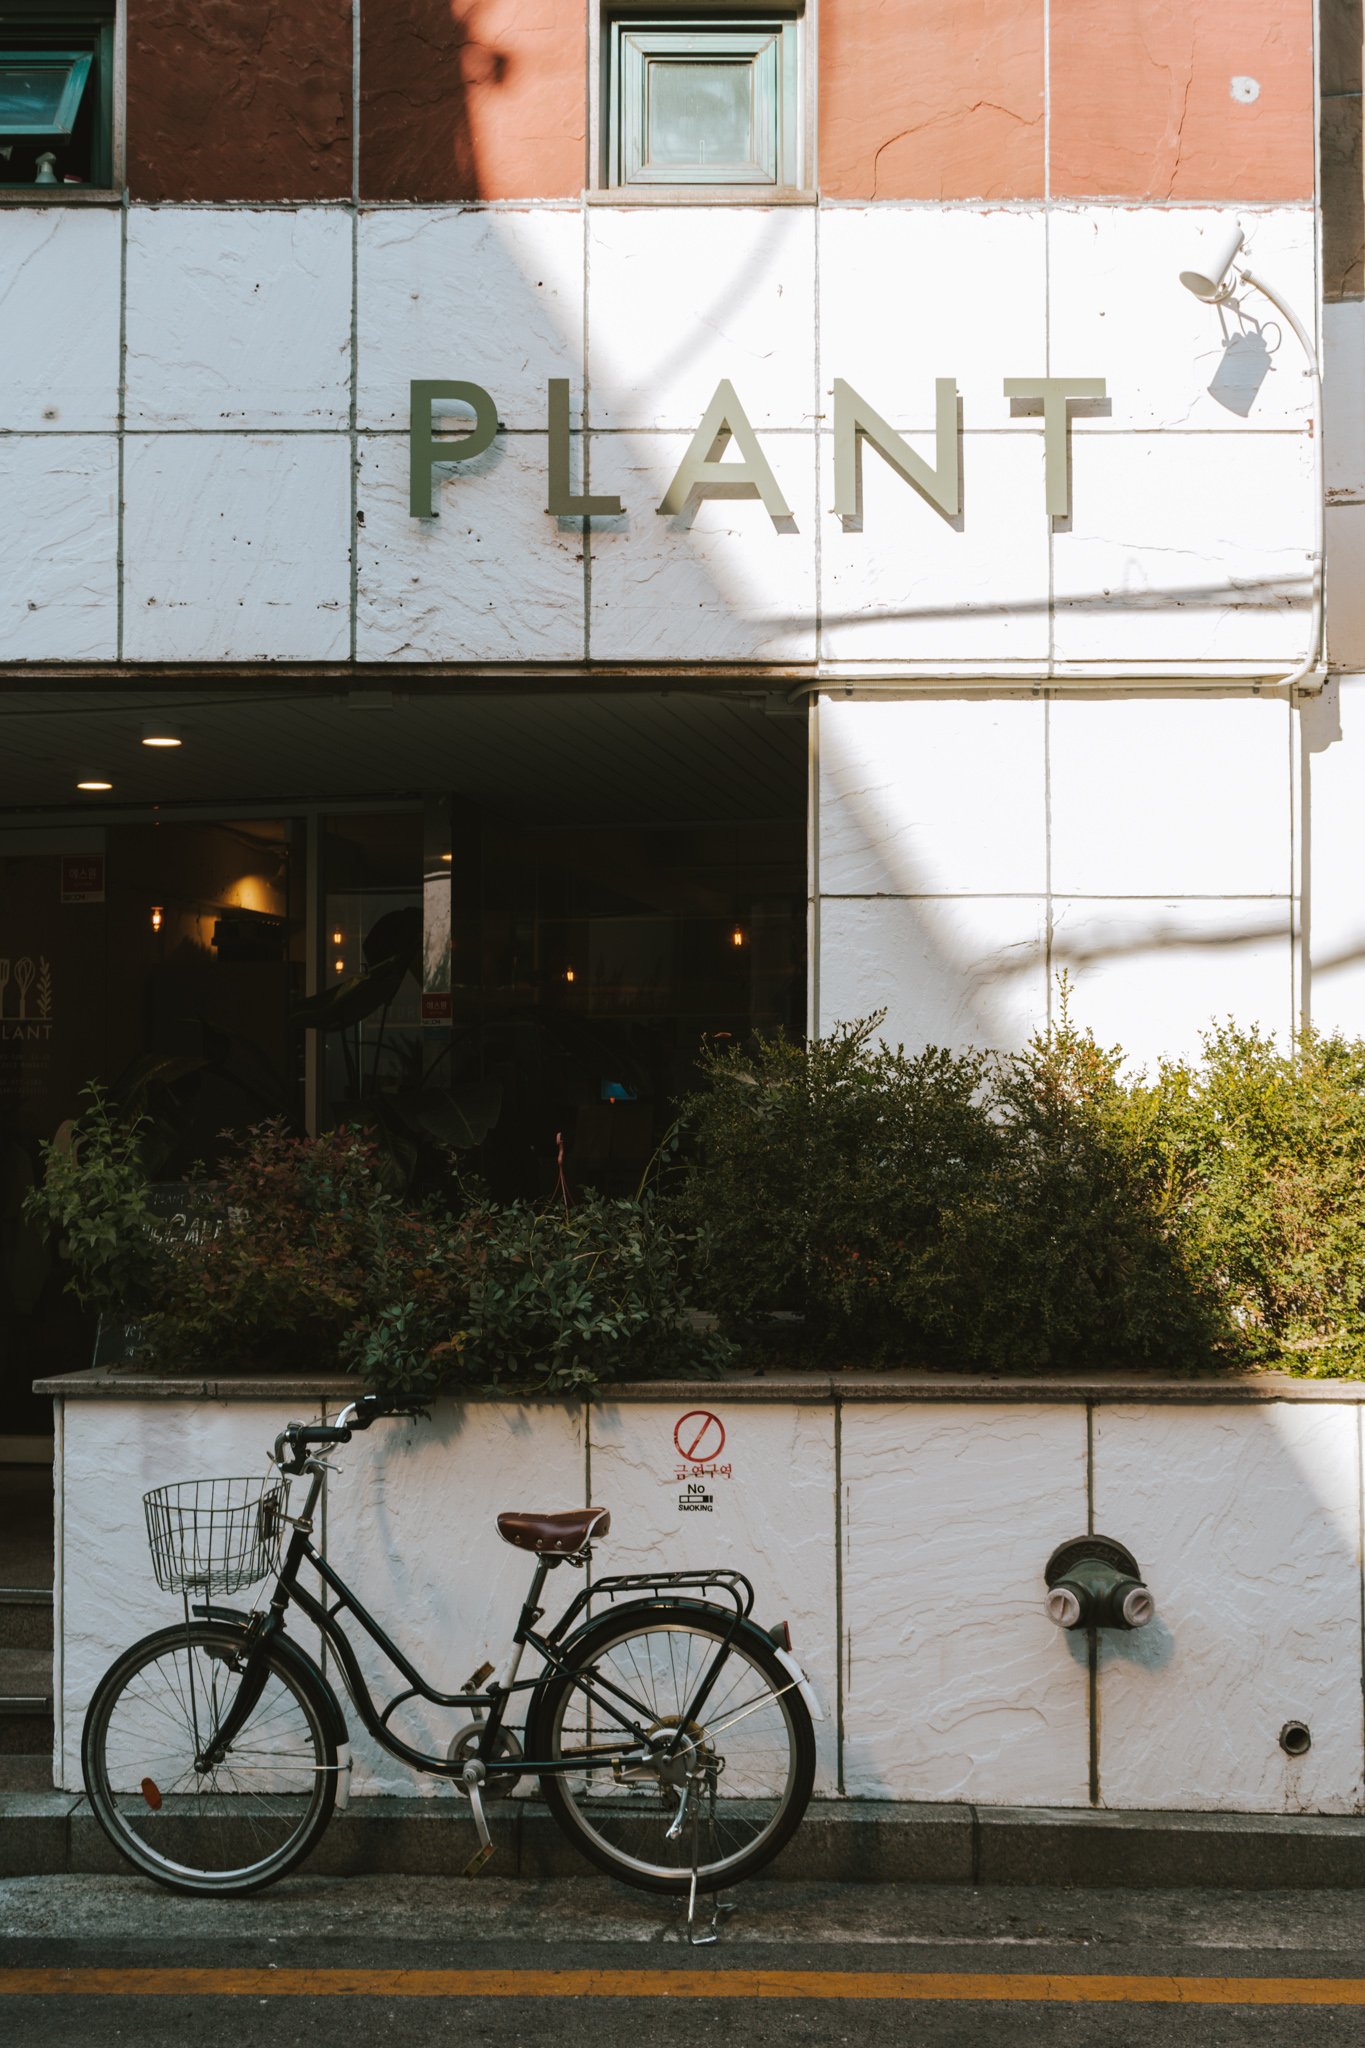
[461,1761,495,1878]
[684,1772,737,1947]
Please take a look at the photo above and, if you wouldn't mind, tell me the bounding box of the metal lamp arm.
[1235,264,1324,693]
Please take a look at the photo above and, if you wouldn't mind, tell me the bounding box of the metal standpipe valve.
[1044,1535,1155,1631]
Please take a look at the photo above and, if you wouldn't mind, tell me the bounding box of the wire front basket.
[143,1476,286,1597]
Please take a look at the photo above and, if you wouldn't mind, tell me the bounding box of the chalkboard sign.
[91,1183,232,1368]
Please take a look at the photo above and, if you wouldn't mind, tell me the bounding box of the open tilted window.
[0,7,116,190]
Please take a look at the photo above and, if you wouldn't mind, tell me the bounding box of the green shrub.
[23,1085,172,1315]
[1147,1025,1365,1375]
[670,1017,999,1363]
[950,1005,1224,1373]
[27,1099,726,1398]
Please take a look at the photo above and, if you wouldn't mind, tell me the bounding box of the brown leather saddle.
[496,1507,610,1556]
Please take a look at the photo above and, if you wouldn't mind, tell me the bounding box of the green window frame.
[0,50,92,135]
[1,7,117,192]
[607,16,800,189]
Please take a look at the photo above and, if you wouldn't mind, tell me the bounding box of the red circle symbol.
[674,1410,726,1463]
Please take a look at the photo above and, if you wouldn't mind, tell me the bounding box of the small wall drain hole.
[1279,1721,1311,1757]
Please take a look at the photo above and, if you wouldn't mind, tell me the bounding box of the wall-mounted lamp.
[150,905,164,934]
[334,957,346,975]
[730,927,746,949]
[331,929,344,947]
[1178,224,1322,691]
[564,967,576,984]
[141,721,183,748]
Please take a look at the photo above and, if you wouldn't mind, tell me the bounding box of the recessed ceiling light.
[141,721,182,747]
[77,779,112,791]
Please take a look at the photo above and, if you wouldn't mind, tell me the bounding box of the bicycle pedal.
[463,1841,495,1879]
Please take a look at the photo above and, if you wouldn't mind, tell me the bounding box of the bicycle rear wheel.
[535,1605,815,1894]
[82,1620,337,1896]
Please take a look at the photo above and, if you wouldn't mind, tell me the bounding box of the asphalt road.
[3,1874,1365,2046]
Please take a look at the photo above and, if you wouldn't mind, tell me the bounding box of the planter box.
[37,1367,1365,1817]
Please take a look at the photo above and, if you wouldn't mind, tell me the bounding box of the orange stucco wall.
[1050,0,1315,200]
[361,0,585,203]
[820,0,1314,202]
[819,0,1046,201]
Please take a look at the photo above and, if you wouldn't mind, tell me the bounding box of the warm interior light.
[564,967,576,984]
[331,930,344,947]
[77,779,111,791]
[150,905,163,934]
[140,720,183,748]
[731,927,746,948]
[334,958,346,974]
[441,852,452,863]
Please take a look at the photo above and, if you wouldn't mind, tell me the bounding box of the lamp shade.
[1179,223,1245,302]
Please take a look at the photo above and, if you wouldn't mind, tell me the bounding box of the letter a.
[658,381,792,521]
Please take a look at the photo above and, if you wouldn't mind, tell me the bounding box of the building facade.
[0,2,1359,1412]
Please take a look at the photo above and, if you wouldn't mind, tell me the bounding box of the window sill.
[586,185,817,206]
[0,186,122,205]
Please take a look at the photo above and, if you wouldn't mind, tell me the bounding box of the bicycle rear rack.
[549,1567,755,1641]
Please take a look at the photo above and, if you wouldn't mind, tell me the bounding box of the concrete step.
[1,1796,1362,1887]
[0,1645,53,1755]
[0,1586,53,1652]
[0,1755,52,1793]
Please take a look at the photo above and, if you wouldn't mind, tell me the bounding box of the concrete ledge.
[6,1796,1362,1888]
[33,1367,1365,1404]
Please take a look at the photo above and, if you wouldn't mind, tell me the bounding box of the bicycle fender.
[191,1601,352,1797]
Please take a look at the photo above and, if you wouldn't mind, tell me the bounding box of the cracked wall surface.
[121,0,1315,204]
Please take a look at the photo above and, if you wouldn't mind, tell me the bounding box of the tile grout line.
[833,1396,844,1796]
[1086,1402,1099,1808]
[115,194,128,661]
[1043,691,1053,1023]
[348,0,361,667]
[813,204,823,672]
[582,191,592,666]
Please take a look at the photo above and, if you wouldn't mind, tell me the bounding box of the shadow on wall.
[363,0,511,201]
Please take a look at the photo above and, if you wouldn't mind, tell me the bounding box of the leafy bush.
[1146,1025,1365,1375]
[27,1102,726,1398]
[23,1085,173,1315]
[950,1005,1223,1373]
[671,1000,1291,1375]
[668,1018,997,1361]
[351,1194,729,1403]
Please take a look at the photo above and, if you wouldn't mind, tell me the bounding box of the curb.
[3,1795,1363,1888]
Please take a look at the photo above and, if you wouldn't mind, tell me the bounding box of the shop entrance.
[0,687,807,1439]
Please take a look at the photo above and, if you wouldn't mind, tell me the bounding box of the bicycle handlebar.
[272,1393,427,1474]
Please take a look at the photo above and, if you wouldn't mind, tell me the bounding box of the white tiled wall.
[0,197,1321,673]
[56,1391,1365,1816]
[815,691,1308,1063]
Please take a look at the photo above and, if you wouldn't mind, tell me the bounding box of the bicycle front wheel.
[536,1605,815,1894]
[82,1620,337,1896]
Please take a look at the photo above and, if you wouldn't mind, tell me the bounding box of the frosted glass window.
[646,62,754,169]
[608,18,800,189]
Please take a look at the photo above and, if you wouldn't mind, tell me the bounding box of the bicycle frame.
[202,1460,759,1785]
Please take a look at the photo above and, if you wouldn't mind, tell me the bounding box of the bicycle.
[81,1392,820,1938]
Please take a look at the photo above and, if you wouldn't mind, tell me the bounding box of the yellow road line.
[3,1969,1365,2005]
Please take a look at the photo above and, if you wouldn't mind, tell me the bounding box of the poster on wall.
[60,854,105,904]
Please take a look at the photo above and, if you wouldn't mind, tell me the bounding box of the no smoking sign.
[673,1410,725,1463]
[672,1410,731,1514]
